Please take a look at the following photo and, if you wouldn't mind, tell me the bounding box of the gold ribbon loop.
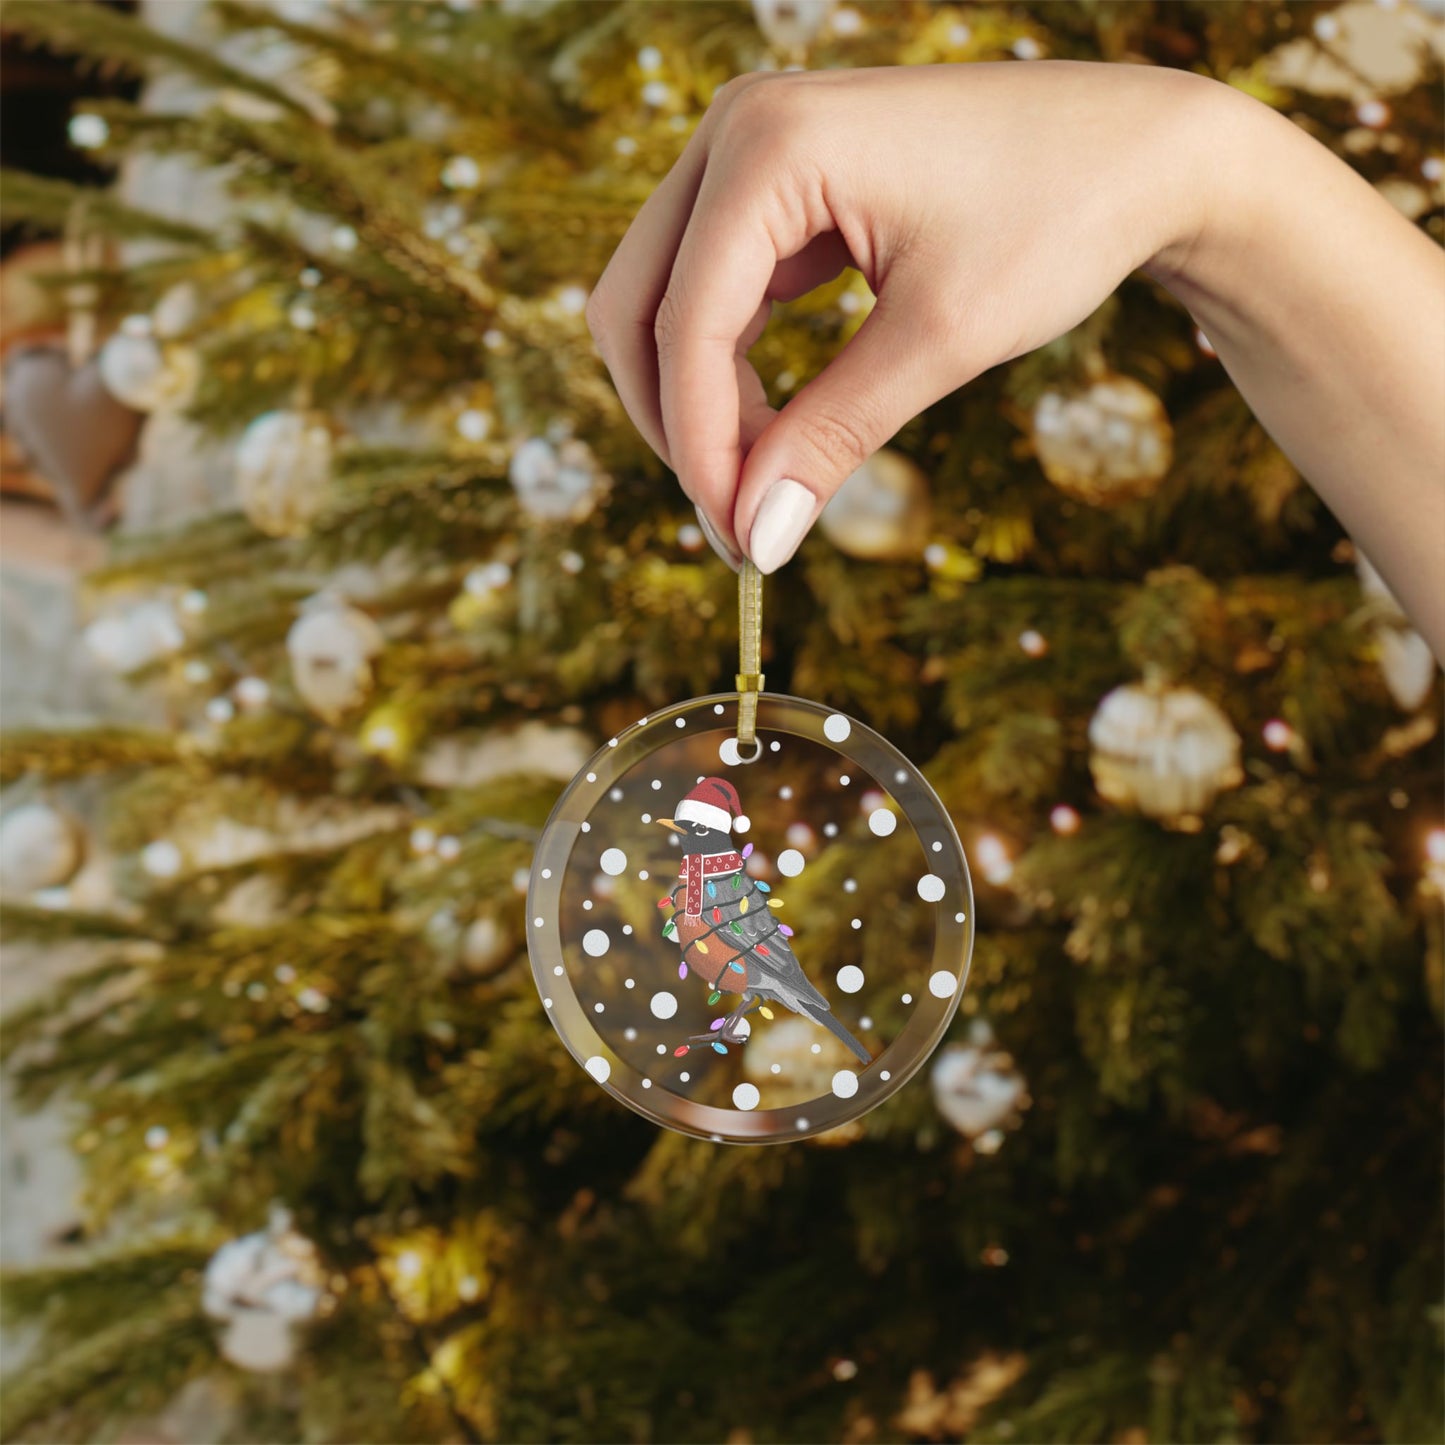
[737,560,764,753]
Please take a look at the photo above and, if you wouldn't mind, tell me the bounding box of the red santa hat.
[672,776,745,835]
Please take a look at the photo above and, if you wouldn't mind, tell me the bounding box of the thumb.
[733,280,966,574]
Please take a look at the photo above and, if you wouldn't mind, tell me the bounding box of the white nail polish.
[748,478,816,575]
[695,506,742,571]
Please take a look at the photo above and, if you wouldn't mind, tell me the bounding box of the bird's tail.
[801,1000,872,1065]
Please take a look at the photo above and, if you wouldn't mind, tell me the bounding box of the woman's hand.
[585,61,1222,571]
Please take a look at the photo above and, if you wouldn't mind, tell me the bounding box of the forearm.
[1143,80,1445,660]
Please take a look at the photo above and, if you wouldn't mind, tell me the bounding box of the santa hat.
[672,776,745,834]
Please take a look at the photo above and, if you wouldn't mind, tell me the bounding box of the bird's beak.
[654,817,679,830]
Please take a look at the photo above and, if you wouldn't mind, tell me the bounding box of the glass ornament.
[529,688,973,1144]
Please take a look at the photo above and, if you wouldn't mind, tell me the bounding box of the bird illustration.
[653,776,871,1065]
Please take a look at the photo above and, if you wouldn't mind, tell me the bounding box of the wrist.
[1139,72,1263,292]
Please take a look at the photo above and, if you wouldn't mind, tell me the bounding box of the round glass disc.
[527,693,974,1143]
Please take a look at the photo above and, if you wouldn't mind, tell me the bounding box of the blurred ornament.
[1261,718,1294,752]
[930,1019,1029,1142]
[3,344,143,524]
[974,832,1013,886]
[1031,373,1173,505]
[743,1015,859,1111]
[68,112,109,149]
[462,915,512,975]
[1018,628,1048,658]
[508,434,605,521]
[456,407,492,442]
[202,1206,326,1373]
[234,676,271,711]
[1088,681,1243,823]
[236,410,335,537]
[1356,553,1436,710]
[1425,828,1445,894]
[752,0,835,55]
[97,327,198,412]
[84,598,185,673]
[286,596,384,722]
[441,155,482,190]
[1049,804,1080,836]
[818,448,932,561]
[141,839,184,879]
[0,803,85,894]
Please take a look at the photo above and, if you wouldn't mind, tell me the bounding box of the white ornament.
[83,599,185,674]
[1088,682,1243,823]
[751,0,835,54]
[1032,373,1173,505]
[0,803,84,894]
[462,919,514,976]
[930,1022,1029,1141]
[286,596,384,722]
[818,448,932,561]
[1356,553,1437,710]
[236,411,335,538]
[98,331,198,412]
[203,1207,325,1374]
[508,435,604,521]
[68,113,109,149]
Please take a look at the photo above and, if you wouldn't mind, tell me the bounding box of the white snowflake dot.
[554,965,564,976]
[796,1118,809,1130]
[902,992,912,1004]
[544,998,553,1008]
[650,991,677,1019]
[656,1044,667,1055]
[777,849,806,877]
[880,1070,891,1081]
[541,868,552,879]
[624,978,635,989]
[929,970,958,998]
[586,771,597,782]
[811,1043,822,1054]
[675,718,686,728]
[719,738,742,765]
[917,874,946,902]
[638,869,649,880]
[851,918,862,930]
[836,965,865,993]
[533,917,544,928]
[679,1071,690,1082]
[895,770,908,784]
[642,1079,652,1089]
[600,848,627,876]
[932,841,943,853]
[831,1070,859,1099]
[651,779,662,790]
[594,1002,604,1013]
[824,714,852,743]
[732,1082,760,1111]
[868,809,897,837]
[582,929,610,957]
[580,822,591,833]
[771,1063,782,1074]
[770,740,781,752]
[714,704,725,715]
[584,1056,610,1083]
[955,911,966,923]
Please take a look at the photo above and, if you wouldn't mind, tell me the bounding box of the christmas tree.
[2,2,1442,1441]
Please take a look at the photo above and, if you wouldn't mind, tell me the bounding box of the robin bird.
[654,776,871,1065]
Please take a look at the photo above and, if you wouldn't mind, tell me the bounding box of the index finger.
[656,153,809,546]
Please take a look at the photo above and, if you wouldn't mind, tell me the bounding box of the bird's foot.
[674,1023,751,1057]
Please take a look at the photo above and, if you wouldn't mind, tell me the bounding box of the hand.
[585,61,1221,572]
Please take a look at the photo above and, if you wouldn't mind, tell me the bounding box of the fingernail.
[695,505,742,571]
[747,478,816,575]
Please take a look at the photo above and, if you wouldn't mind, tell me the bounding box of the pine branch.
[2,0,309,116]
[0,170,212,248]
